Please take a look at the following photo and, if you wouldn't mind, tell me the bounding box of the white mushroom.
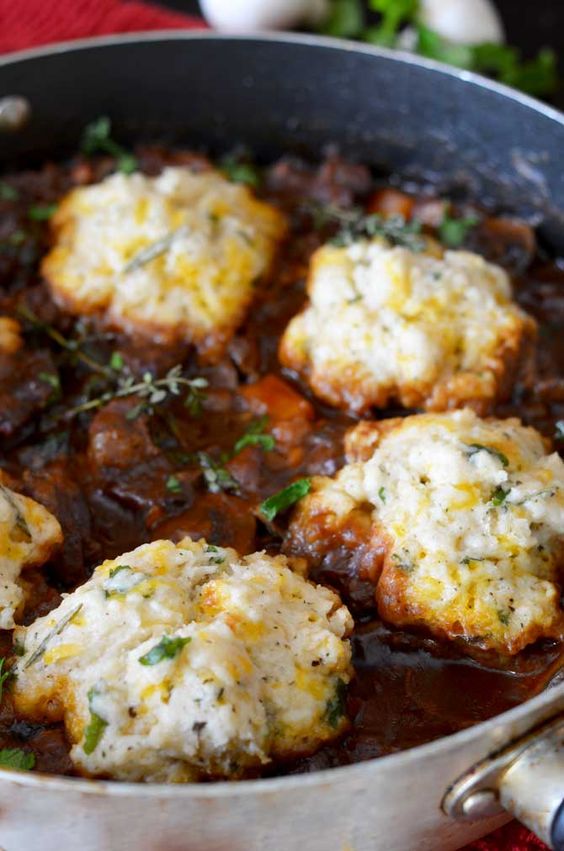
[419,0,505,45]
[199,0,329,32]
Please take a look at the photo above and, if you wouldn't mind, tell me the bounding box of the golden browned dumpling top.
[287,409,564,655]
[42,167,287,361]
[280,237,535,414]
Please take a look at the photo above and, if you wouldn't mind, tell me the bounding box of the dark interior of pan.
[1,33,564,251]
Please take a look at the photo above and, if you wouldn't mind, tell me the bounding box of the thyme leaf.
[123,226,189,274]
[466,443,509,468]
[314,205,425,251]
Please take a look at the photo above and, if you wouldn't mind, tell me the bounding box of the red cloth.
[0,3,549,850]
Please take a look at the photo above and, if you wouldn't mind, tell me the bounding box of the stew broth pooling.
[0,143,562,779]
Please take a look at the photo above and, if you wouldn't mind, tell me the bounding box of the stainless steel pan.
[0,32,562,851]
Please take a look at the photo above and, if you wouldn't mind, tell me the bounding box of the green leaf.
[0,749,35,771]
[328,209,425,252]
[491,486,510,507]
[325,678,348,728]
[259,478,312,523]
[439,213,480,248]
[233,417,275,455]
[322,0,365,38]
[0,181,19,202]
[109,351,124,371]
[367,0,418,44]
[221,155,261,188]
[466,443,509,468]
[0,658,14,702]
[83,712,107,755]
[139,635,191,666]
[80,116,138,174]
[497,609,511,626]
[166,475,183,494]
[28,204,57,222]
[378,486,386,503]
[416,25,474,69]
[472,44,558,97]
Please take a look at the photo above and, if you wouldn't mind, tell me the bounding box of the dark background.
[159,0,564,105]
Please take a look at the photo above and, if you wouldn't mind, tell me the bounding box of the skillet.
[0,31,562,851]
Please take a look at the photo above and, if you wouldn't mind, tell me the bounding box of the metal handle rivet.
[461,790,502,820]
[0,96,31,131]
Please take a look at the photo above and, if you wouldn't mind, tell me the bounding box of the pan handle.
[442,714,564,850]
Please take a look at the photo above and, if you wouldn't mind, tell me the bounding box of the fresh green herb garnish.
[321,0,364,38]
[365,0,418,46]
[123,226,188,274]
[139,635,191,666]
[378,486,386,503]
[221,155,261,188]
[325,678,348,728]
[233,416,275,455]
[439,213,480,248]
[109,564,131,579]
[67,365,208,421]
[328,208,425,251]
[472,43,558,97]
[0,484,32,542]
[83,687,108,755]
[391,552,415,573]
[0,181,19,202]
[23,603,83,669]
[467,443,509,468]
[491,486,510,507]
[497,609,511,626]
[166,475,183,494]
[259,478,312,523]
[196,451,240,495]
[0,749,35,771]
[81,116,138,174]
[38,371,62,403]
[28,204,57,222]
[0,658,14,702]
[109,351,124,371]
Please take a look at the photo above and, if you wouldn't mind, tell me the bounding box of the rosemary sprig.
[123,226,189,274]
[23,603,83,669]
[65,365,208,420]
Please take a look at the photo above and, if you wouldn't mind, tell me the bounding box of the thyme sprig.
[18,306,112,377]
[66,365,208,420]
[310,204,425,251]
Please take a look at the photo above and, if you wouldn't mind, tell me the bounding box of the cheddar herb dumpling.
[13,539,353,783]
[280,238,535,413]
[42,168,287,360]
[286,410,564,654]
[0,478,62,629]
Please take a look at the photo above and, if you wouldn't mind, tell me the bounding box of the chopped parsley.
[233,416,275,455]
[378,486,387,503]
[439,213,479,248]
[221,154,261,188]
[491,486,510,507]
[166,475,183,494]
[325,678,348,728]
[83,688,108,755]
[321,0,364,38]
[466,443,509,468]
[0,181,19,202]
[109,351,124,371]
[81,116,138,174]
[139,635,191,666]
[0,749,35,771]
[0,658,13,702]
[28,204,57,222]
[259,478,312,523]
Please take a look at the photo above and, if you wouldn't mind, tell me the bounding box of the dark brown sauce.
[0,147,562,778]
